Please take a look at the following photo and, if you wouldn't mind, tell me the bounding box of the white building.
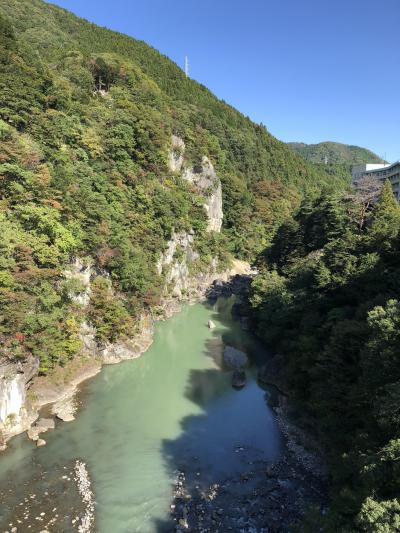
[352,162,400,199]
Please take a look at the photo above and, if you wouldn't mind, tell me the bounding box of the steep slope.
[0,0,346,442]
[249,184,400,530]
[288,141,383,165]
[0,0,347,257]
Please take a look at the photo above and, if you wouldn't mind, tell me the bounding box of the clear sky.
[48,0,399,162]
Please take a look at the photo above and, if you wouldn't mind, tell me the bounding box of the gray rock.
[208,320,216,329]
[223,346,248,369]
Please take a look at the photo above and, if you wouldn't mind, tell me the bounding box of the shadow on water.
[153,297,281,532]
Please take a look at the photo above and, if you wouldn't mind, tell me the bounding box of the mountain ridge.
[287,140,384,165]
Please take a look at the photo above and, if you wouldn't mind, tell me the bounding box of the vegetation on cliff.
[250,180,400,530]
[0,0,347,373]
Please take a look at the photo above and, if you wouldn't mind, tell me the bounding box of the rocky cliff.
[0,357,39,450]
[169,136,223,233]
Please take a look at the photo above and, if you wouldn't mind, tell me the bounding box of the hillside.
[288,141,383,165]
[249,183,400,530]
[0,0,347,378]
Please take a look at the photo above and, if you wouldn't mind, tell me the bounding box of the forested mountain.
[250,181,400,531]
[288,141,384,183]
[288,141,383,166]
[0,0,347,373]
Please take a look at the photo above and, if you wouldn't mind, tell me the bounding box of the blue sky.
[48,0,399,162]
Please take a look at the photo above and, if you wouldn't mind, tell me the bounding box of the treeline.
[249,181,400,531]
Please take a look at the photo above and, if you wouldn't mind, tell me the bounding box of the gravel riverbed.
[170,402,327,533]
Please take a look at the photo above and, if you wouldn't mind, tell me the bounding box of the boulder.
[36,438,46,447]
[52,396,76,422]
[208,320,216,329]
[232,369,246,389]
[27,427,40,441]
[223,346,248,369]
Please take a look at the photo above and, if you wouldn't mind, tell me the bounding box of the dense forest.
[0,0,347,373]
[250,180,400,531]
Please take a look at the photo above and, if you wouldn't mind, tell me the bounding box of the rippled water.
[0,297,281,532]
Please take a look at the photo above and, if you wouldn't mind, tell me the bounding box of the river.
[0,297,281,532]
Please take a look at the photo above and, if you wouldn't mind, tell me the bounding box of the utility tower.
[185,56,189,78]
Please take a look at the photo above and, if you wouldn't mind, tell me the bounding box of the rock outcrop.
[168,135,185,173]
[183,156,223,233]
[0,356,39,449]
[64,257,93,306]
[168,136,223,233]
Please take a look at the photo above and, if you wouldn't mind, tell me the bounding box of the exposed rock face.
[168,136,223,232]
[157,231,199,298]
[183,156,223,233]
[0,356,39,448]
[64,257,93,306]
[169,135,185,173]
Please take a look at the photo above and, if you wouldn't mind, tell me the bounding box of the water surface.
[0,297,281,532]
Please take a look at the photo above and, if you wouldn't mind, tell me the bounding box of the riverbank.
[0,260,253,452]
[170,393,328,532]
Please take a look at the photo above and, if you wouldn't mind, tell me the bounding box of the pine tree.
[369,180,400,245]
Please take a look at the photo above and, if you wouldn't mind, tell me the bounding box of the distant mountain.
[287,141,384,166]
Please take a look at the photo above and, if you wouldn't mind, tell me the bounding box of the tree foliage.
[250,185,400,530]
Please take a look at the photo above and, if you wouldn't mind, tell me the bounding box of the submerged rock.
[223,346,248,369]
[232,369,246,389]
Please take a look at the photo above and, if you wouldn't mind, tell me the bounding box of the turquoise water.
[0,297,281,532]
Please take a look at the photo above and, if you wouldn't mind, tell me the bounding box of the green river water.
[0,297,281,532]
